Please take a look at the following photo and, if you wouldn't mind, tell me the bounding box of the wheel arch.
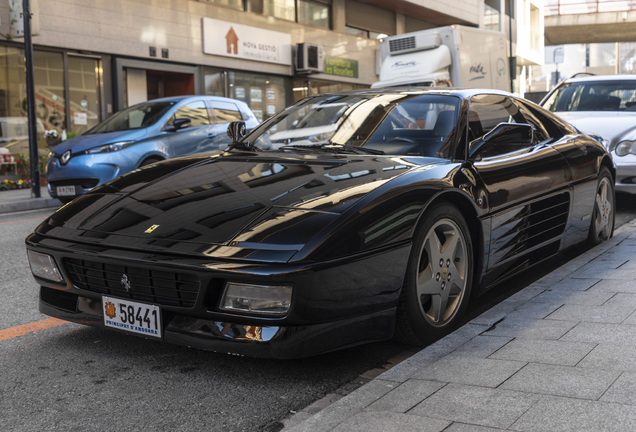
[414,190,485,297]
[137,153,166,168]
[600,154,616,182]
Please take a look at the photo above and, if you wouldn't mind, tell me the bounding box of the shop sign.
[323,56,358,79]
[202,18,292,66]
[73,112,87,125]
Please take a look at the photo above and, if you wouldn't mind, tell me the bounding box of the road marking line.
[0,318,67,341]
[0,217,47,225]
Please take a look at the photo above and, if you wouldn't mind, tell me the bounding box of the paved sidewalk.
[285,218,636,432]
[0,188,61,214]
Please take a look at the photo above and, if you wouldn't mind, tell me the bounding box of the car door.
[194,100,245,152]
[167,100,214,157]
[466,94,571,276]
[516,99,603,248]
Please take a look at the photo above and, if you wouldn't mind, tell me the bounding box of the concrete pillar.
[396,13,405,35]
[332,0,346,34]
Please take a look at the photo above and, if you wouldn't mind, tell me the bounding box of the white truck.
[372,25,509,91]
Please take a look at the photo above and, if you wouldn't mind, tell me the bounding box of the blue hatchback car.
[46,96,258,202]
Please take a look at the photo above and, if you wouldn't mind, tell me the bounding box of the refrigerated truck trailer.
[372,25,509,90]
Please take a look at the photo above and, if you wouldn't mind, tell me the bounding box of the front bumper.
[27,235,409,359]
[39,288,396,359]
[613,153,636,194]
[46,153,133,199]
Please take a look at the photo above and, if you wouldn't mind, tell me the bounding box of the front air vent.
[65,258,200,308]
[389,37,416,53]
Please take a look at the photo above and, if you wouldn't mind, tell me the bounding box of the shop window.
[174,101,210,127]
[293,78,368,101]
[265,0,331,28]
[229,72,287,122]
[68,56,101,136]
[0,47,65,166]
[204,68,226,97]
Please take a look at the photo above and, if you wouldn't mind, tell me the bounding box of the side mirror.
[469,123,533,159]
[227,121,246,142]
[165,118,191,132]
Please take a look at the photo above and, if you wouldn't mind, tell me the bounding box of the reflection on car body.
[27,88,615,359]
[45,96,258,203]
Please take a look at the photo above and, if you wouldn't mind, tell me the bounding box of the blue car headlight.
[85,141,134,154]
[615,140,636,156]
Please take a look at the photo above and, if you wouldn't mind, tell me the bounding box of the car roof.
[145,95,247,106]
[302,87,516,100]
[564,74,636,84]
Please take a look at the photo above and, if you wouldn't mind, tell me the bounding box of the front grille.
[389,36,416,53]
[50,178,99,189]
[65,258,200,308]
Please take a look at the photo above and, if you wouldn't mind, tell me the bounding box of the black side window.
[519,100,571,139]
[513,100,551,144]
[468,94,532,158]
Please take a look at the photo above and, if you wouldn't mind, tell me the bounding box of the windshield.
[543,80,636,112]
[87,102,176,134]
[245,93,460,158]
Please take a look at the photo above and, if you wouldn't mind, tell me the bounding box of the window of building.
[345,0,395,37]
[484,0,500,31]
[298,0,330,27]
[0,47,66,164]
[228,72,287,122]
[293,78,368,101]
[345,26,384,39]
[264,0,331,28]
[200,0,244,10]
[68,56,101,136]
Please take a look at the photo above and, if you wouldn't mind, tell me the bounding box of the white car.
[541,74,636,194]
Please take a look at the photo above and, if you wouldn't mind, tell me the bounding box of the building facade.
[0,0,533,183]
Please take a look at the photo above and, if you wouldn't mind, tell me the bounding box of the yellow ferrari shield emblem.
[144,224,160,234]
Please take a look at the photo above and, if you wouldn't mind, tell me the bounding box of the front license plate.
[56,185,75,196]
[102,296,162,338]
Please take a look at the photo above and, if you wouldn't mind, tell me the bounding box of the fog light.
[27,250,63,282]
[220,283,292,316]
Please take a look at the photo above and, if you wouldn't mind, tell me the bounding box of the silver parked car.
[541,74,636,194]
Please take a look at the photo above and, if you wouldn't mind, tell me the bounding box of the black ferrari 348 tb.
[26,89,615,358]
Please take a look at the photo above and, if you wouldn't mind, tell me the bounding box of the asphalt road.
[2,193,635,432]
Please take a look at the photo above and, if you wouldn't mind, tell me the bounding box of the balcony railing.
[546,0,636,16]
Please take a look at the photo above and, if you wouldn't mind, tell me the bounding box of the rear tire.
[588,167,615,245]
[395,202,474,346]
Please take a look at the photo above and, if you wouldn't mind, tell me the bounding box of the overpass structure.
[545,0,636,45]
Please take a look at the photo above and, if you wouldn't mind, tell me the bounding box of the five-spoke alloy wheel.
[396,202,473,345]
[589,167,615,244]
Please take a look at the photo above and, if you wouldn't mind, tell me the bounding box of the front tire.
[395,202,474,346]
[588,167,615,245]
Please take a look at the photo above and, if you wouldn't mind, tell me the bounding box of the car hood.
[41,153,442,262]
[554,111,636,145]
[51,129,149,154]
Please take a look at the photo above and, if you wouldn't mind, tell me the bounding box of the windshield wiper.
[280,143,385,155]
